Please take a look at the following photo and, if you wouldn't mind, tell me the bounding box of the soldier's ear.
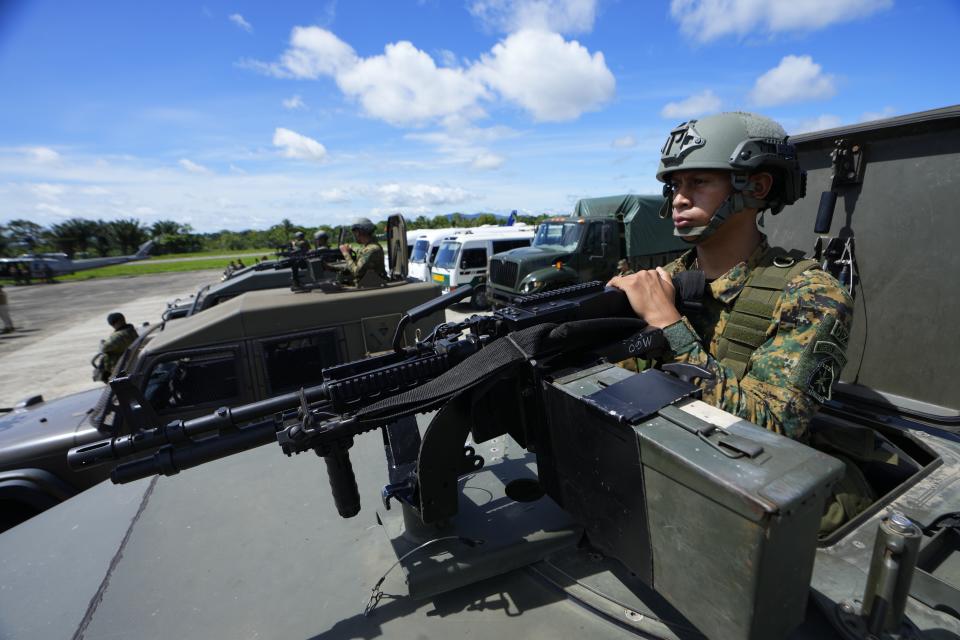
[747,172,773,199]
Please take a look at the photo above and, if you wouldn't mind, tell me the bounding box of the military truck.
[486,194,688,303]
[0,216,444,532]
[162,262,294,320]
[3,105,960,640]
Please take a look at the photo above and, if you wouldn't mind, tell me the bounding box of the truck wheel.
[470,287,490,310]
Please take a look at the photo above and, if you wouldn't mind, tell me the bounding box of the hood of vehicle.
[0,388,101,468]
[494,246,569,274]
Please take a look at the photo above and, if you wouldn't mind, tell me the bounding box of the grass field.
[146,248,276,260]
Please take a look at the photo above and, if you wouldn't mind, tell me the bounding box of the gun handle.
[319,444,361,518]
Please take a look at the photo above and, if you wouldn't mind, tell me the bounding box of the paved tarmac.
[0,272,471,408]
[0,271,218,407]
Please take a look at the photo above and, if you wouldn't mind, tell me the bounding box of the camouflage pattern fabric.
[344,241,387,283]
[101,324,138,379]
[655,238,853,443]
[292,239,309,253]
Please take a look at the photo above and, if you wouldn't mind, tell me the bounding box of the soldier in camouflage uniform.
[289,231,310,290]
[336,217,387,288]
[608,112,866,533]
[98,312,138,382]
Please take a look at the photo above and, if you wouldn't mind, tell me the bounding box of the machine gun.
[273,246,343,269]
[68,276,842,640]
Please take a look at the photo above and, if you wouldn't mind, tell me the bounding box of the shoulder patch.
[807,359,836,403]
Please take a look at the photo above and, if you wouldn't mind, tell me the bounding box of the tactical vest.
[714,247,818,380]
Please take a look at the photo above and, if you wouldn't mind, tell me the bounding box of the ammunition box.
[542,364,844,640]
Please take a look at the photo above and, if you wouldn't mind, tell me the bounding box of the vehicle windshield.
[433,241,460,269]
[532,221,585,251]
[411,239,431,263]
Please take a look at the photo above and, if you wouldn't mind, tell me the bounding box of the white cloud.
[860,106,897,122]
[377,183,472,207]
[337,41,489,126]
[80,186,110,196]
[36,202,72,217]
[611,134,638,149]
[246,26,613,126]
[660,89,722,119]
[272,127,328,161]
[437,49,459,68]
[469,0,599,34]
[319,187,351,202]
[29,183,65,200]
[179,158,212,174]
[283,94,307,110]
[749,55,836,107]
[278,26,358,78]
[26,147,61,164]
[473,29,614,122]
[790,114,843,134]
[670,0,893,42]
[472,152,506,169]
[229,13,253,33]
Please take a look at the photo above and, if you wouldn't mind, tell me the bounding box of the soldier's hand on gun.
[607,267,681,329]
[339,244,351,257]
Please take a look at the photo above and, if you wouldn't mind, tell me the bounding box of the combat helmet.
[656,111,806,241]
[294,231,305,239]
[314,230,328,240]
[350,217,375,233]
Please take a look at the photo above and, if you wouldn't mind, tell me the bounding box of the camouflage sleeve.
[662,269,853,441]
[101,331,127,356]
[344,244,375,279]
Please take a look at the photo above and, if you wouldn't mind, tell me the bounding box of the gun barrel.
[111,419,279,484]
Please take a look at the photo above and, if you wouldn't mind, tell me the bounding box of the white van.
[430,228,534,308]
[408,228,467,282]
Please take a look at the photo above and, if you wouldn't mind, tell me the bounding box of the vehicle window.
[434,241,460,269]
[143,351,239,413]
[411,239,430,263]
[460,248,487,269]
[583,224,602,255]
[533,222,584,251]
[492,239,530,253]
[429,246,440,265]
[262,331,339,394]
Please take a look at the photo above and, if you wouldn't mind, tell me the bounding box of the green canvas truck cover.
[573,194,686,257]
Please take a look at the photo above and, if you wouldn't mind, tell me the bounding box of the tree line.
[0,212,550,259]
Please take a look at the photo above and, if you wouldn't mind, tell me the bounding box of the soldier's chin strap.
[660,172,767,244]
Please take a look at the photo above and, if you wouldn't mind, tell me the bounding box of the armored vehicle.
[486,195,688,304]
[0,215,443,531]
[162,262,294,320]
[2,106,960,640]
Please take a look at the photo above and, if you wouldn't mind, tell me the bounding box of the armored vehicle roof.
[147,280,440,354]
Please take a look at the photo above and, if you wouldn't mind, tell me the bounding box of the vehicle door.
[582,221,619,282]
[454,244,489,289]
[138,344,252,421]
[250,328,346,397]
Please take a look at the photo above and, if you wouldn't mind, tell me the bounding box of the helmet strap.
[672,172,767,243]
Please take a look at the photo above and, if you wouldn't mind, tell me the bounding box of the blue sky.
[1,0,957,232]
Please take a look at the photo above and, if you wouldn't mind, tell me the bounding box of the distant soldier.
[616,259,634,276]
[42,263,55,284]
[96,312,138,383]
[0,284,14,334]
[336,217,387,287]
[290,231,310,290]
[237,259,246,269]
[314,230,330,249]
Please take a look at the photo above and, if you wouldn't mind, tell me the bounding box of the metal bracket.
[830,138,867,188]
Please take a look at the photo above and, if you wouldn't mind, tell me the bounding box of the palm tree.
[108,218,148,255]
[47,218,101,257]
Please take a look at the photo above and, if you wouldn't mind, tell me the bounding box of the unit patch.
[808,359,836,403]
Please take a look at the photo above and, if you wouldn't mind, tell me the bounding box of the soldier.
[314,230,330,249]
[0,284,14,334]
[607,112,864,532]
[336,217,387,287]
[97,312,138,382]
[290,231,310,290]
[616,259,634,276]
